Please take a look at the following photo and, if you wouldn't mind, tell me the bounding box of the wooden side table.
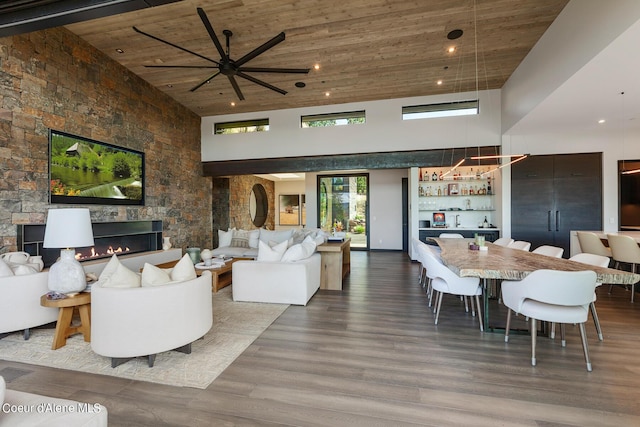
[40,292,91,350]
[317,238,351,290]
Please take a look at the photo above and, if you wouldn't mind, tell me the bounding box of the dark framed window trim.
[214,118,269,134]
[301,110,366,128]
[402,100,479,120]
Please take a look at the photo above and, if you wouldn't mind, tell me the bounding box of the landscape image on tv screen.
[49,130,145,205]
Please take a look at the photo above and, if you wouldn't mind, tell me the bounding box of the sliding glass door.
[318,174,369,249]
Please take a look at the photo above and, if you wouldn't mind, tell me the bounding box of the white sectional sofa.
[211,228,295,259]
[232,253,321,305]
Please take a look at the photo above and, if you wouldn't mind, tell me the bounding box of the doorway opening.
[318,174,369,249]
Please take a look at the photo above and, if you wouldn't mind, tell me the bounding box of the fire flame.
[75,246,131,261]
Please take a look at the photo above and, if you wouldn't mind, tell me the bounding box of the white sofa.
[0,376,108,426]
[0,271,58,340]
[90,271,213,367]
[232,253,321,305]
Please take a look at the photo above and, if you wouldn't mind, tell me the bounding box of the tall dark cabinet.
[511,153,602,257]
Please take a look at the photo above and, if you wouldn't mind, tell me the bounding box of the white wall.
[202,90,501,162]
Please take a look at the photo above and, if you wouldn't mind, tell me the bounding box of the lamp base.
[47,249,87,294]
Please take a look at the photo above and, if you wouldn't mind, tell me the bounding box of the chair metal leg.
[590,301,604,341]
[578,322,593,372]
[504,309,512,343]
[531,317,537,366]
[632,264,637,303]
[475,294,483,332]
[560,323,566,347]
[434,292,443,325]
[462,295,469,313]
[550,322,555,340]
[427,279,434,308]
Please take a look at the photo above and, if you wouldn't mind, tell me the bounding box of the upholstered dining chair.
[417,243,442,308]
[492,237,514,247]
[439,233,464,238]
[577,231,612,258]
[606,233,640,303]
[532,245,564,258]
[569,253,611,341]
[508,240,531,251]
[423,248,483,331]
[502,269,598,371]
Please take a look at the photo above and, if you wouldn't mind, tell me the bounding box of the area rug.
[0,287,288,389]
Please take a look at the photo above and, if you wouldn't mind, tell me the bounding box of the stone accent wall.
[0,27,212,253]
[211,175,274,248]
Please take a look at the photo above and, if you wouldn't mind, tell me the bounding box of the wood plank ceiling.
[65,0,569,117]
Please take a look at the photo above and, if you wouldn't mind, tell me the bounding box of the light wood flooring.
[2,251,640,426]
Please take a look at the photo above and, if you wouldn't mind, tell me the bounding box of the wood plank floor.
[2,251,640,426]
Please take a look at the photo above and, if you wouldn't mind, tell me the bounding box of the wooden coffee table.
[40,292,91,350]
[154,257,251,292]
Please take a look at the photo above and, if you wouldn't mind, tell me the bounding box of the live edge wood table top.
[433,238,640,285]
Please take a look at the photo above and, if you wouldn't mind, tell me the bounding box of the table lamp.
[43,208,95,294]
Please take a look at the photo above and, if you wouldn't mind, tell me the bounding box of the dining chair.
[439,233,464,238]
[423,248,483,331]
[606,233,640,303]
[577,231,612,258]
[502,269,597,371]
[532,245,564,258]
[418,243,441,307]
[492,237,514,247]
[508,240,531,251]
[569,253,611,341]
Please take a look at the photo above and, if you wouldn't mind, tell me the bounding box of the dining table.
[432,238,640,331]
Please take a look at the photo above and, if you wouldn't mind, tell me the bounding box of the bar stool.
[606,234,640,303]
[577,231,612,259]
[532,245,564,258]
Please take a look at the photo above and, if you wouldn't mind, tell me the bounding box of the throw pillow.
[0,258,14,277]
[141,262,172,287]
[282,235,317,262]
[218,228,235,247]
[100,262,141,288]
[230,229,250,248]
[170,253,197,282]
[248,229,260,249]
[11,264,39,276]
[258,229,293,245]
[257,239,288,262]
[98,254,120,283]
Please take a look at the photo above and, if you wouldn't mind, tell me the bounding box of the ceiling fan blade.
[234,32,285,67]
[237,71,286,95]
[190,71,221,92]
[239,66,310,74]
[133,26,219,65]
[227,75,245,100]
[144,65,218,69]
[196,7,228,62]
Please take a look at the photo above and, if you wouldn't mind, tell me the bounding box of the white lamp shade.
[43,208,95,249]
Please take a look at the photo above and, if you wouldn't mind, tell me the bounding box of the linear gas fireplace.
[18,220,163,268]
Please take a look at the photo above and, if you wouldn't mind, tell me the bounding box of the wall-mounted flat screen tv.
[49,130,145,205]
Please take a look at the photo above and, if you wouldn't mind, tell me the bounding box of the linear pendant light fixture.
[442,153,529,177]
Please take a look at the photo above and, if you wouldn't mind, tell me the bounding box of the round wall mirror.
[250,183,268,227]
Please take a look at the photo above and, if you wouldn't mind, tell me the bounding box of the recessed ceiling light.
[115,48,124,53]
[437,80,443,85]
[166,84,173,88]
[230,102,236,107]
[295,81,306,88]
[325,92,330,97]
[448,46,456,53]
[314,64,320,70]
[598,119,606,124]
[447,29,463,40]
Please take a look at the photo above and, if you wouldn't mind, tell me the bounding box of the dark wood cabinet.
[511,153,602,257]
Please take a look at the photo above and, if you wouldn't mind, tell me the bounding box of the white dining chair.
[607,233,640,302]
[532,245,564,258]
[569,253,610,341]
[577,231,612,258]
[492,237,514,247]
[439,233,464,239]
[418,243,441,307]
[423,248,483,331]
[508,240,531,251]
[502,269,597,371]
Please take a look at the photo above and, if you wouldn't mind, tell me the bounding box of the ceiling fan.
[133,7,310,101]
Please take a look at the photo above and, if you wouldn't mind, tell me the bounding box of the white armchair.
[90,271,213,367]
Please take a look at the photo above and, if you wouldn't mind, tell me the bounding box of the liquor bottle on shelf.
[419,168,423,182]
[431,171,438,181]
[476,168,481,180]
[487,177,492,195]
[439,171,443,181]
[483,216,489,228]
